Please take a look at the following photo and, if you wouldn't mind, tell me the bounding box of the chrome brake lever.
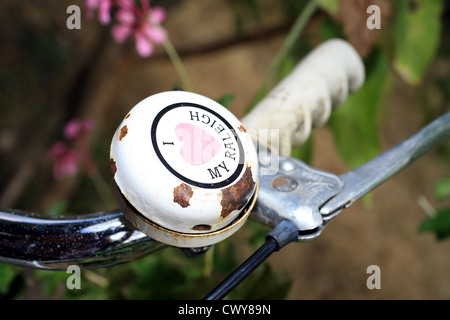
[250,153,344,241]
[251,112,450,241]
[320,112,450,215]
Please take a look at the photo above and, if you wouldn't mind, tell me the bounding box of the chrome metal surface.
[320,112,450,216]
[250,155,343,241]
[0,209,165,270]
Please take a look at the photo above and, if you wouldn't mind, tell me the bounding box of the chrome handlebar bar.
[0,209,164,270]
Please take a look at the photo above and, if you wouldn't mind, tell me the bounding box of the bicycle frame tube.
[0,209,165,270]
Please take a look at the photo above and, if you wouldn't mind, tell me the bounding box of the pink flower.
[86,0,114,25]
[47,118,95,180]
[47,142,81,180]
[111,1,167,57]
[64,119,95,140]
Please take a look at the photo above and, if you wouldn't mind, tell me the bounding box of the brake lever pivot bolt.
[110,91,259,248]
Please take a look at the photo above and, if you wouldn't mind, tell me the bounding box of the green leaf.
[319,15,344,41]
[327,49,389,169]
[435,178,450,201]
[0,263,21,295]
[33,269,68,298]
[229,263,292,300]
[277,53,296,81]
[317,0,339,15]
[419,208,450,240]
[216,94,234,109]
[46,201,68,216]
[393,0,444,85]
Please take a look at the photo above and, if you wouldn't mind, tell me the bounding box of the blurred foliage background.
[1,0,450,299]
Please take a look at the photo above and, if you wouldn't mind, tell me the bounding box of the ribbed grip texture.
[241,39,365,156]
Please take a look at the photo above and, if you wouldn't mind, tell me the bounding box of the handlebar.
[0,39,366,269]
[2,110,449,271]
[1,39,449,302]
[0,209,164,270]
[241,39,365,156]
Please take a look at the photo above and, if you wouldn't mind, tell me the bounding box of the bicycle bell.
[110,91,259,248]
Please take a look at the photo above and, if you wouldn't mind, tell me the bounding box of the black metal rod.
[203,219,299,300]
[203,237,278,300]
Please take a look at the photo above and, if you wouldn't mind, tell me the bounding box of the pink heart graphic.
[175,123,221,165]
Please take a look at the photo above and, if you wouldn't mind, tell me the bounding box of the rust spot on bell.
[110,158,117,175]
[119,125,128,141]
[220,166,255,218]
[174,183,193,208]
[238,124,247,132]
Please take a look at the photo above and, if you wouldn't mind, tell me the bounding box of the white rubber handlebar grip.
[241,39,365,156]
